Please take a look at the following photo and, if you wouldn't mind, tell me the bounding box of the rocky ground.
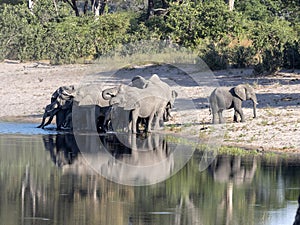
[0,60,299,153]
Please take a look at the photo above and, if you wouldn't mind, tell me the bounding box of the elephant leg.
[233,110,239,122]
[131,110,138,134]
[64,111,72,129]
[153,109,164,130]
[218,110,225,124]
[147,113,155,133]
[127,111,133,132]
[103,107,112,131]
[233,100,244,122]
[56,110,66,130]
[234,108,244,122]
[212,113,218,124]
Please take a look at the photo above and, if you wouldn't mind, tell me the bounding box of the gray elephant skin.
[209,84,257,124]
[102,74,177,133]
[38,84,110,131]
[72,84,110,132]
[37,85,75,129]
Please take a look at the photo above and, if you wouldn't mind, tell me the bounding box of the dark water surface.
[0,123,299,225]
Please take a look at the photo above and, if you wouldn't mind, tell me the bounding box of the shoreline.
[0,62,299,153]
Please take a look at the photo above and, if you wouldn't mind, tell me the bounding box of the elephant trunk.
[251,95,258,118]
[102,90,113,100]
[109,97,119,106]
[102,87,118,100]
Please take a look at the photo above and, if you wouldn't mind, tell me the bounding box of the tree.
[228,0,234,10]
[64,0,79,16]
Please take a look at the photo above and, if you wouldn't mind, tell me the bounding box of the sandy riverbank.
[0,61,299,153]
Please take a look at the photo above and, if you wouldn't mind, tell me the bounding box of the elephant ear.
[122,88,140,110]
[131,76,148,89]
[172,90,178,98]
[234,85,246,101]
[169,90,178,107]
[111,86,141,110]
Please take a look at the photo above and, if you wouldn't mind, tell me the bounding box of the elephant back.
[148,74,174,103]
[74,84,109,107]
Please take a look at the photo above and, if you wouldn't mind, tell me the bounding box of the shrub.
[229,45,256,68]
[0,1,132,63]
[283,41,300,69]
[163,0,240,47]
[0,0,299,70]
[197,39,229,70]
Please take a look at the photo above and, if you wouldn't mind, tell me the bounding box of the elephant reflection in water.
[209,156,257,185]
[209,156,257,224]
[20,134,79,221]
[294,195,300,225]
[43,134,79,167]
[43,132,176,185]
[174,196,203,225]
[83,133,176,185]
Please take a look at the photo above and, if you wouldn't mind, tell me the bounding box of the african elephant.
[71,84,110,132]
[43,134,79,167]
[148,74,178,122]
[37,85,75,129]
[38,84,110,131]
[130,75,148,89]
[129,74,178,122]
[103,83,169,133]
[209,84,257,124]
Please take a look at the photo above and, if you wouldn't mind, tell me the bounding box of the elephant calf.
[209,84,258,124]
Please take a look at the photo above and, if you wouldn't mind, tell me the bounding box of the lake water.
[0,122,299,225]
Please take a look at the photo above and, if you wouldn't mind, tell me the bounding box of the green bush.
[46,14,132,63]
[163,0,240,47]
[0,0,299,71]
[283,41,300,69]
[0,1,132,63]
[229,46,256,68]
[197,39,229,70]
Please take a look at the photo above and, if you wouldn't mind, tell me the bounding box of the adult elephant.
[209,84,257,124]
[38,84,110,131]
[148,74,177,122]
[37,85,75,129]
[103,83,169,133]
[72,84,110,132]
[129,74,177,122]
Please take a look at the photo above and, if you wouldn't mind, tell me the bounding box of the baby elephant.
[209,84,258,124]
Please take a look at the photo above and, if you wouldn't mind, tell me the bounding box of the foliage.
[0,0,299,72]
[163,0,239,46]
[0,1,132,63]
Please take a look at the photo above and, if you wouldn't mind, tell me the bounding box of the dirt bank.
[0,61,299,152]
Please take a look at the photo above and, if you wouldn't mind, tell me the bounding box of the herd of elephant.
[38,74,258,132]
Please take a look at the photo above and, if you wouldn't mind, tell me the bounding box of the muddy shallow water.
[0,122,299,225]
